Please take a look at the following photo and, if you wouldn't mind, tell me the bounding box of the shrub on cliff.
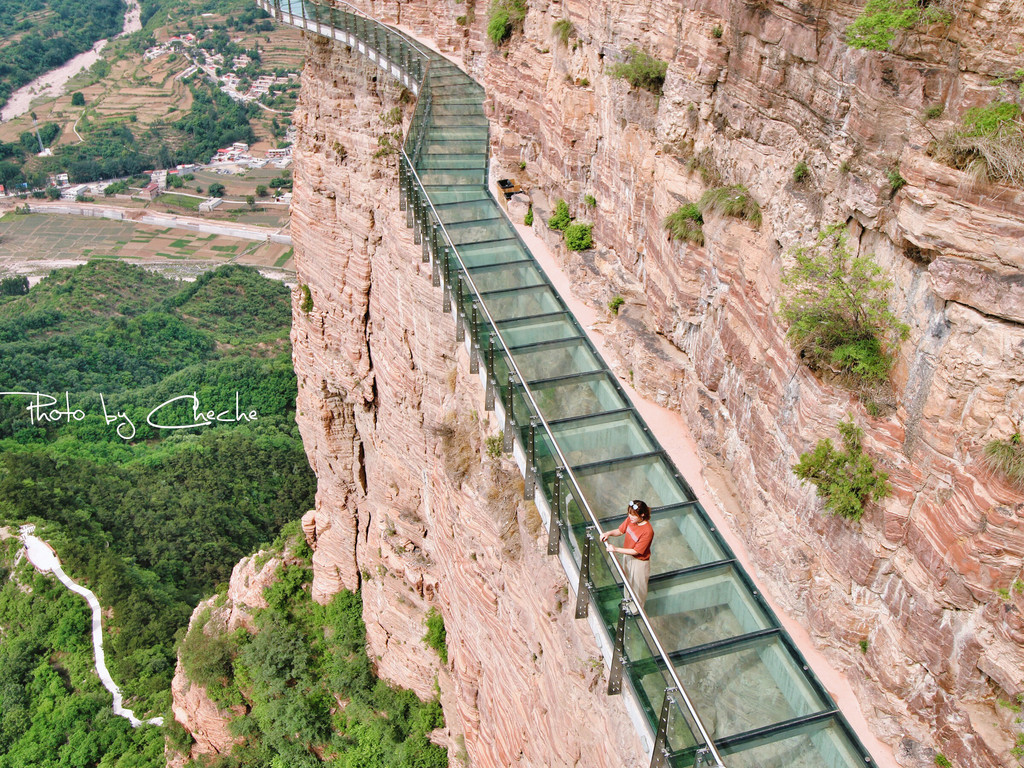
[780,223,909,387]
[609,46,668,95]
[564,222,593,251]
[424,607,448,664]
[547,198,571,230]
[932,100,1024,186]
[983,433,1024,489]
[845,0,954,51]
[793,418,891,521]
[487,0,528,46]
[664,202,704,245]
[699,184,762,227]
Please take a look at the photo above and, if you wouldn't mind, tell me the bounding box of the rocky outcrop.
[288,39,646,766]
[305,2,1024,767]
[169,552,281,765]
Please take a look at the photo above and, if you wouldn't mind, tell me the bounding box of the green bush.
[698,185,762,227]
[886,167,907,192]
[524,206,533,226]
[547,198,571,230]
[300,284,313,313]
[983,433,1024,488]
[564,222,593,251]
[924,103,944,120]
[933,101,1024,185]
[663,203,704,246]
[609,46,668,95]
[712,24,724,38]
[584,193,596,209]
[934,755,952,768]
[552,18,574,46]
[779,223,909,386]
[71,91,86,107]
[793,418,891,521]
[608,295,624,315]
[487,0,527,46]
[424,607,448,664]
[845,0,934,51]
[793,160,810,183]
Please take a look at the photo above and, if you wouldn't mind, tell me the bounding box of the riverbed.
[0,0,142,123]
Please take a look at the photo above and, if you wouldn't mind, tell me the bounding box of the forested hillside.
[0,262,316,766]
[0,0,126,109]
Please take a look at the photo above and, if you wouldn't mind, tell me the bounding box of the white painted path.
[18,524,163,728]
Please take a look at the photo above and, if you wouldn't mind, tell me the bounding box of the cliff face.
[287,40,646,766]
[285,2,1023,767]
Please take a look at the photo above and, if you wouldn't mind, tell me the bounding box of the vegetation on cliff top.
[0,262,315,759]
[780,223,909,389]
[793,418,892,521]
[845,0,955,51]
[177,538,447,768]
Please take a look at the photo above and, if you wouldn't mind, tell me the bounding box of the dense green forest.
[0,261,316,766]
[0,0,126,109]
[176,537,449,768]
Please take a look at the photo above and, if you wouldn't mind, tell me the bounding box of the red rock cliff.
[283,2,1024,767]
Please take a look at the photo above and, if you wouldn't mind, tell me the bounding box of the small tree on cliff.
[780,222,909,388]
[793,417,891,521]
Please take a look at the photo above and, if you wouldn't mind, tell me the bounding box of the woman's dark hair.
[628,499,651,521]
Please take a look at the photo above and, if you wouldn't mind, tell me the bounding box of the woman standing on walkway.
[600,500,653,608]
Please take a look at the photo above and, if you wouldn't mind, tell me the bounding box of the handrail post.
[421,214,430,262]
[503,373,516,452]
[405,179,415,229]
[608,599,630,695]
[469,302,480,373]
[547,469,562,554]
[484,337,496,411]
[575,529,593,618]
[454,274,465,342]
[442,247,451,313]
[650,688,677,768]
[413,198,422,245]
[431,239,441,287]
[398,160,407,211]
[524,416,537,498]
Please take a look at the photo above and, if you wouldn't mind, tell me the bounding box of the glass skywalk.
[258,2,877,766]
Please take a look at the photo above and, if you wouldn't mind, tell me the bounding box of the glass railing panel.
[423,140,489,155]
[574,454,689,510]
[424,187,491,205]
[444,218,515,244]
[507,338,602,381]
[482,285,562,321]
[497,313,579,347]
[418,154,489,169]
[642,564,773,653]
[550,411,656,466]
[434,200,500,225]
[718,715,867,768]
[455,240,525,267]
[467,262,546,293]
[647,504,728,575]
[529,372,629,420]
[415,169,486,187]
[427,115,490,128]
[425,124,490,138]
[673,634,831,741]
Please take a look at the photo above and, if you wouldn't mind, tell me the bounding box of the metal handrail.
[400,151,726,768]
[265,0,725,764]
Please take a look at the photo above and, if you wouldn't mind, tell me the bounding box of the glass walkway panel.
[260,2,878,767]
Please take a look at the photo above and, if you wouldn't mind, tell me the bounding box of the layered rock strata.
[287,39,647,767]
[303,2,1023,767]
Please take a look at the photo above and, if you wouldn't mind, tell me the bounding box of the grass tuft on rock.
[698,185,762,227]
[664,203,704,245]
